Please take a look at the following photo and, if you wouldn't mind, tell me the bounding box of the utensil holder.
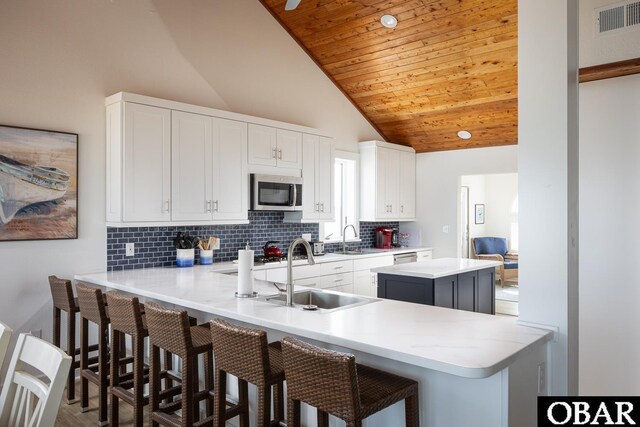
[200,249,213,265]
[176,248,195,267]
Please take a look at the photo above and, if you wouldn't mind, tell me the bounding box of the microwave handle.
[290,184,297,207]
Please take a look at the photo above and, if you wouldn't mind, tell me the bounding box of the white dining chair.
[0,333,72,427]
[0,321,12,370]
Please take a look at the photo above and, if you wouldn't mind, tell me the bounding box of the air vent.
[596,1,640,35]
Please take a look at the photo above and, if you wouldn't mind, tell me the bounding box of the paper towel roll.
[237,249,254,296]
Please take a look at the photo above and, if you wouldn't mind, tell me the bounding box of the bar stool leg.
[287,398,301,427]
[98,326,109,426]
[183,360,195,426]
[257,384,272,427]
[110,329,121,427]
[80,317,89,412]
[163,350,173,405]
[204,351,213,417]
[66,310,77,403]
[150,345,161,427]
[239,379,250,427]
[273,383,284,424]
[317,409,329,427]
[405,393,419,427]
[214,369,227,427]
[133,334,145,427]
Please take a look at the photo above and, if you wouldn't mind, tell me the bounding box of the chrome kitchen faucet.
[286,238,315,306]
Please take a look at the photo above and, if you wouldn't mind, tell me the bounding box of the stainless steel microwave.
[250,174,302,211]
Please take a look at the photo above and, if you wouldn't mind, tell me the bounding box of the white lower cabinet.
[352,254,394,297]
[263,260,353,293]
[416,249,433,262]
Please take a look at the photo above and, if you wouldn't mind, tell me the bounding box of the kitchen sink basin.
[260,289,378,311]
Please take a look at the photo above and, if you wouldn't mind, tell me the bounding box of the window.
[320,151,359,242]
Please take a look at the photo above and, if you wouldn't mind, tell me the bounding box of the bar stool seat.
[282,336,419,427]
[210,319,285,427]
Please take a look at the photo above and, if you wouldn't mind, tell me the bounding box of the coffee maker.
[375,226,393,249]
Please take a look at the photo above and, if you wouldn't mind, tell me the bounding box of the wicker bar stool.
[76,282,134,427]
[210,319,285,427]
[281,336,420,427]
[144,302,216,427]
[48,275,99,403]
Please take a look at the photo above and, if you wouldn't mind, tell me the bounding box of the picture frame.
[0,124,78,241]
[475,204,485,225]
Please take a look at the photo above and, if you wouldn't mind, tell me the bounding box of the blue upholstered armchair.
[472,237,518,287]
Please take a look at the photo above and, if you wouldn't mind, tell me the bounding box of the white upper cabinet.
[248,124,302,170]
[247,124,277,167]
[211,118,248,221]
[106,92,328,226]
[360,140,416,222]
[171,111,213,221]
[292,134,334,222]
[119,103,171,222]
[171,112,248,222]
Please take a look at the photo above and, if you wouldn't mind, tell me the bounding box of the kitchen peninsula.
[373,258,501,314]
[75,265,551,427]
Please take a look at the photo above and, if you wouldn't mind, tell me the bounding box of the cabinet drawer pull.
[272,148,277,159]
[401,205,404,213]
[207,200,212,213]
[334,278,343,283]
[320,202,324,212]
[164,200,170,212]
[214,200,219,212]
[334,265,343,269]
[278,149,282,160]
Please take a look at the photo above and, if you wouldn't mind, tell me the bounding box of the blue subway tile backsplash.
[106,211,398,271]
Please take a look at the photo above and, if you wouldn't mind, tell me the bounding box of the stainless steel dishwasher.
[393,252,417,264]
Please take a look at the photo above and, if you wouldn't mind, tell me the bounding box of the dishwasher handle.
[393,252,417,264]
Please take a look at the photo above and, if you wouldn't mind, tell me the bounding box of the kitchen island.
[373,257,501,314]
[75,265,550,427]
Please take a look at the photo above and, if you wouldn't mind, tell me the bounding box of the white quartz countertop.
[372,257,501,279]
[76,265,550,379]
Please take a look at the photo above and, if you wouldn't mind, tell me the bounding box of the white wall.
[461,175,487,248]
[579,73,640,394]
[0,0,379,339]
[403,146,517,257]
[579,0,640,67]
[518,0,579,395]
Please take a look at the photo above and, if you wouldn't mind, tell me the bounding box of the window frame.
[319,150,361,243]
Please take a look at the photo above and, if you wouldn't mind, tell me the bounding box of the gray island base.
[375,258,500,314]
[75,262,549,427]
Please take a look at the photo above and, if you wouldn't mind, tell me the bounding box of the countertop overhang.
[372,257,502,279]
[75,264,550,380]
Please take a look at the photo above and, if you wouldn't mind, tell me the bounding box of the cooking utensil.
[263,241,283,258]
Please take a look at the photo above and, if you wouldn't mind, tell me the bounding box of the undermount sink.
[260,289,378,312]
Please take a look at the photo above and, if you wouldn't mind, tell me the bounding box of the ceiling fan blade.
[285,0,302,10]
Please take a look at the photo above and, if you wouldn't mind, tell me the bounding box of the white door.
[276,129,302,169]
[248,124,277,167]
[171,111,213,221]
[123,103,171,222]
[398,150,415,219]
[212,118,248,221]
[460,185,470,258]
[301,134,318,220]
[316,137,334,219]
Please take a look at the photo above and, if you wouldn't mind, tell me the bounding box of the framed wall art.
[475,204,485,225]
[0,125,78,241]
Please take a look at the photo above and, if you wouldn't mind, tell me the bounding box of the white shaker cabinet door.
[398,149,416,219]
[276,129,302,169]
[316,136,335,220]
[122,103,171,222]
[171,111,213,221]
[248,124,277,167]
[212,118,248,221]
[301,134,319,220]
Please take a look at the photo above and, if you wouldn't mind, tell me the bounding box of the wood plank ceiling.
[260,0,518,153]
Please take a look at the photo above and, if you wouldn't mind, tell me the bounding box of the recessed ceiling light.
[457,130,472,140]
[380,14,398,29]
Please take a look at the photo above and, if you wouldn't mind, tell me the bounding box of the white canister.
[200,249,213,265]
[176,248,195,267]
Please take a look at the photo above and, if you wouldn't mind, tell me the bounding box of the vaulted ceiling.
[260,0,518,153]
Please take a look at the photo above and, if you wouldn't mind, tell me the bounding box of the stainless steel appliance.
[393,252,417,264]
[250,174,302,211]
[391,228,400,247]
[300,241,324,256]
